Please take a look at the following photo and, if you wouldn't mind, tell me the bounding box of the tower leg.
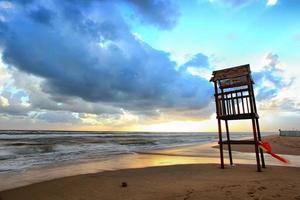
[225,120,233,165]
[256,118,265,168]
[218,119,224,169]
[252,118,261,172]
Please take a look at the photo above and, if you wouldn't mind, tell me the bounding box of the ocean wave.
[0,131,252,173]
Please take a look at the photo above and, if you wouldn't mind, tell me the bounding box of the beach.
[0,134,300,199]
[0,135,300,200]
[1,164,300,200]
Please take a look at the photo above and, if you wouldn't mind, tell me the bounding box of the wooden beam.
[219,140,257,145]
[210,64,250,82]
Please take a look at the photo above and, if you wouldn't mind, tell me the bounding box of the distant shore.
[213,135,300,155]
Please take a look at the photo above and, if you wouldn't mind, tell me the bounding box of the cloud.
[32,111,81,124]
[208,0,278,7]
[260,98,300,113]
[266,0,277,6]
[124,0,180,30]
[180,53,210,70]
[253,53,294,101]
[0,96,9,106]
[0,1,14,9]
[0,0,213,124]
[28,6,55,25]
[8,0,180,29]
[0,89,31,116]
[7,0,34,5]
[179,53,212,80]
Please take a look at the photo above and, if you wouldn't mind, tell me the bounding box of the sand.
[0,164,300,200]
[215,135,300,155]
[1,135,300,200]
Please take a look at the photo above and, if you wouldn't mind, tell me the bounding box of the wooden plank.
[210,64,250,81]
[241,92,245,114]
[214,88,249,95]
[246,97,250,113]
[217,113,259,120]
[219,76,249,89]
[226,94,230,115]
[231,93,235,115]
[216,95,251,101]
[219,140,258,145]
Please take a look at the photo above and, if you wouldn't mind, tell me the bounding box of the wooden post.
[248,80,261,172]
[256,118,265,168]
[251,119,261,172]
[218,119,224,169]
[249,82,266,168]
[225,120,233,165]
[214,81,224,169]
[220,88,233,165]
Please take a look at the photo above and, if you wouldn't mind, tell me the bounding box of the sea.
[0,130,253,173]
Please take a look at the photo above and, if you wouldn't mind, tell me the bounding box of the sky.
[0,0,299,132]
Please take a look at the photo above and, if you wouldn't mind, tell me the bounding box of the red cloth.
[259,142,289,164]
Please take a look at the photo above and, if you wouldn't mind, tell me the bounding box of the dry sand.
[215,135,300,155]
[1,164,300,200]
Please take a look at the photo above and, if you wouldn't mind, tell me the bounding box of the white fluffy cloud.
[266,0,278,6]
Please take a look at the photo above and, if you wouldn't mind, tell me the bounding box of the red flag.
[259,142,289,164]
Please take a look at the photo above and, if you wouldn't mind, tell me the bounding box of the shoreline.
[1,134,300,193]
[0,142,220,192]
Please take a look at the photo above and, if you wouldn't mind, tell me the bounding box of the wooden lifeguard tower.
[210,64,265,172]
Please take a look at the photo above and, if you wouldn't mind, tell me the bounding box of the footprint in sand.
[250,180,260,184]
[271,194,281,198]
[220,185,241,197]
[183,189,194,200]
[247,191,255,198]
[257,186,266,191]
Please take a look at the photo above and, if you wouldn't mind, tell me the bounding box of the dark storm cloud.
[0,0,213,116]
